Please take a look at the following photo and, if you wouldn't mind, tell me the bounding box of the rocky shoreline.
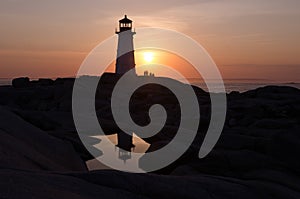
[0,75,300,198]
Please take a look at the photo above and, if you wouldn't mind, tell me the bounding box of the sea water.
[187,79,300,93]
[0,78,11,86]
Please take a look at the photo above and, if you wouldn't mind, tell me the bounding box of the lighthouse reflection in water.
[86,134,150,171]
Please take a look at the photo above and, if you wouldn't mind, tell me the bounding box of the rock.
[54,78,75,85]
[229,118,237,126]
[0,106,87,171]
[35,87,54,100]
[268,129,300,173]
[12,77,30,88]
[251,118,296,129]
[0,169,269,199]
[37,78,54,86]
[1,77,300,198]
[13,110,61,131]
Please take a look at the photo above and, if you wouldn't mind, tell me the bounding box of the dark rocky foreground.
[0,74,300,198]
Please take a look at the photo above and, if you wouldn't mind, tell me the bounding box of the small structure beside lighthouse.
[115,15,136,75]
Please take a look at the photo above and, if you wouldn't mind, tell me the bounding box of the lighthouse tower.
[115,15,136,75]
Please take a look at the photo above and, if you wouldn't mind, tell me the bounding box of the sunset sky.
[0,0,299,81]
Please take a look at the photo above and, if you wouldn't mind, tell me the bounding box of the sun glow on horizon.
[143,52,154,63]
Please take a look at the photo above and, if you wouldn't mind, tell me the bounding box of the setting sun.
[143,52,154,63]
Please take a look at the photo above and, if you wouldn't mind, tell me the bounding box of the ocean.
[0,78,11,86]
[1,78,299,93]
[188,79,300,93]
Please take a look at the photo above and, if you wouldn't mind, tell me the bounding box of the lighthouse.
[115,15,136,75]
[114,15,136,158]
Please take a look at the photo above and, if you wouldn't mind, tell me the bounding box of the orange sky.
[0,0,299,81]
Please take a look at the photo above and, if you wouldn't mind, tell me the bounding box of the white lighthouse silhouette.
[115,15,136,75]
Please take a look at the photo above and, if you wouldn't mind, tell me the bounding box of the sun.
[143,52,154,63]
